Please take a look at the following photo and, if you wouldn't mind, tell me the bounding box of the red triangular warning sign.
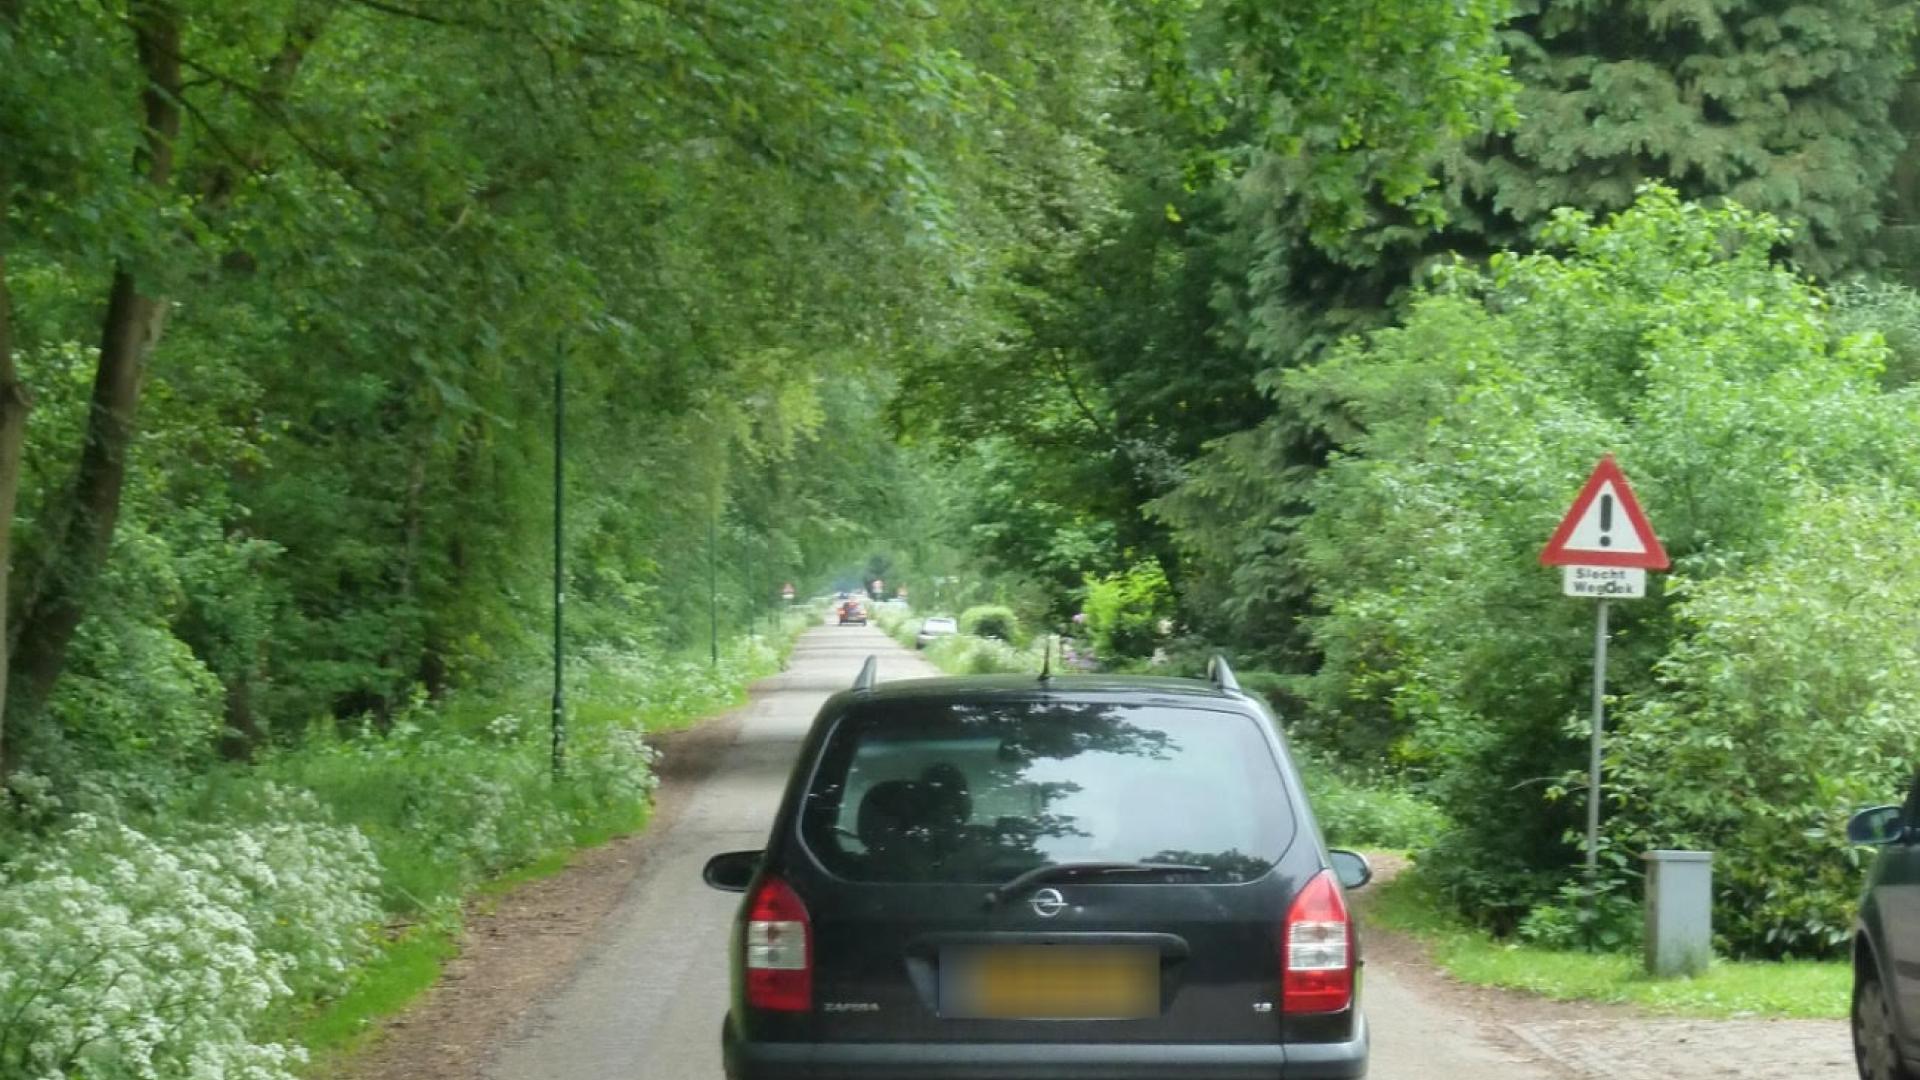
[1539,455,1669,569]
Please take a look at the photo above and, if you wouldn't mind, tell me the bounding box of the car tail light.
[1281,869,1353,1014]
[744,875,811,1011]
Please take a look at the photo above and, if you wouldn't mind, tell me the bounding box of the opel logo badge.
[1029,887,1067,918]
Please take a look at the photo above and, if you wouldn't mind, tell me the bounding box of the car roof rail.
[853,655,878,692]
[1207,654,1242,694]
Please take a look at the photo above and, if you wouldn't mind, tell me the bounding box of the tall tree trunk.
[0,0,31,778]
[9,0,181,724]
[217,670,263,761]
[0,256,29,780]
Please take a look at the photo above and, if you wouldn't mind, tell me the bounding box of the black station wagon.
[704,657,1372,1080]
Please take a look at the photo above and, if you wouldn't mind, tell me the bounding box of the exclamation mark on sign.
[1598,492,1614,547]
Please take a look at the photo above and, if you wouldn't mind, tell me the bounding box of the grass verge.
[1362,867,1850,1019]
[287,801,659,1065]
[283,612,814,1068]
[295,921,462,1063]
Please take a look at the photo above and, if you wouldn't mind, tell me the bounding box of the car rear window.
[798,698,1294,884]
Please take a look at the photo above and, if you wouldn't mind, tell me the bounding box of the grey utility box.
[1642,850,1713,977]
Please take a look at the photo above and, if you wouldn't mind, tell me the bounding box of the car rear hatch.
[782,695,1306,1044]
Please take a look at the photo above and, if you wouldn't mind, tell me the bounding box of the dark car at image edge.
[704,656,1372,1080]
[1848,782,1920,1080]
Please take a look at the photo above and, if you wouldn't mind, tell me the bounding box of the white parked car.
[915,616,958,649]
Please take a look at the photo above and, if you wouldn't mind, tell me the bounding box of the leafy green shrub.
[1604,490,1920,956]
[1230,668,1313,726]
[1286,189,1920,952]
[1517,872,1644,952]
[960,605,1021,642]
[869,603,918,647]
[1293,751,1448,850]
[925,633,1034,674]
[1082,562,1173,659]
[22,521,234,774]
[572,633,789,733]
[257,655,716,911]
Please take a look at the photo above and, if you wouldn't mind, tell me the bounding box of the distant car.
[915,616,958,649]
[837,601,867,626]
[1849,783,1920,1080]
[704,658,1371,1080]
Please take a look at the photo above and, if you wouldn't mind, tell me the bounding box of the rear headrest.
[858,780,928,852]
[919,763,971,823]
[856,771,971,854]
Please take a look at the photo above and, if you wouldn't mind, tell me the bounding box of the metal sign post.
[1586,598,1608,880]
[551,344,566,779]
[1540,455,1670,921]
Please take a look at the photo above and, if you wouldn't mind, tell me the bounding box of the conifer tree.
[1461,0,1914,277]
[1241,0,1916,370]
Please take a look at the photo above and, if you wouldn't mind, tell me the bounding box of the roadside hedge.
[959,605,1021,643]
[1289,189,1920,955]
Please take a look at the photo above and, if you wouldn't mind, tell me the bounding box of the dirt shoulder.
[323,697,752,1080]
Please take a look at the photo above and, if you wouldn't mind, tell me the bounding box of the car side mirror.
[1329,849,1372,890]
[704,849,762,892]
[1848,806,1907,846]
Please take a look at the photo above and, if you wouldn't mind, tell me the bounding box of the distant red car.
[838,601,867,625]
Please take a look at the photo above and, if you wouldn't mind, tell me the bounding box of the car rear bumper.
[723,1015,1367,1079]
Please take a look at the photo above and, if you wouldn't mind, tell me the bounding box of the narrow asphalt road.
[483,621,1560,1080]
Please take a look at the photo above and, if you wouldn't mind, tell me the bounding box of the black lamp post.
[550,345,566,778]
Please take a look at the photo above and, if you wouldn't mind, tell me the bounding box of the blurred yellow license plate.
[942,946,1158,1019]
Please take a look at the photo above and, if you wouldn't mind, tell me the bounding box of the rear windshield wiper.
[984,861,1211,908]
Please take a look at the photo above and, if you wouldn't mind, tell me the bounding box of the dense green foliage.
[1289,190,1920,954]
[922,0,1919,666]
[5,1,1920,1070]
[1467,0,1916,276]
[0,0,1553,1070]
[1,0,1013,776]
[958,604,1021,643]
[925,632,1040,676]
[1293,751,1448,853]
[0,0,1112,1073]
[1081,561,1173,661]
[0,622,798,1078]
[877,0,1920,964]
